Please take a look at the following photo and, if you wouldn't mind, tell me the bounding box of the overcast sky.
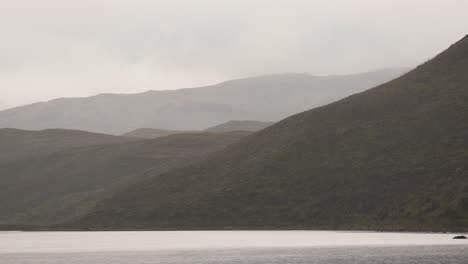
[1,0,467,108]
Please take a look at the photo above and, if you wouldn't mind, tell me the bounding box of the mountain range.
[76,36,468,232]
[0,69,406,134]
[1,36,467,232]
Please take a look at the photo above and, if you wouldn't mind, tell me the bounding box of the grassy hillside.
[204,120,275,133]
[0,131,249,226]
[78,36,468,231]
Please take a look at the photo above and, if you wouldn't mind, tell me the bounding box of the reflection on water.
[2,246,468,264]
[0,231,467,264]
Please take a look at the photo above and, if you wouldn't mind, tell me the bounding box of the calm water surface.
[1,231,467,263]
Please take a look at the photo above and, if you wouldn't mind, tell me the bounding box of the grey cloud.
[1,0,467,107]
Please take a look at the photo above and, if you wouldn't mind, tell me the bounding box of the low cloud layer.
[1,0,467,107]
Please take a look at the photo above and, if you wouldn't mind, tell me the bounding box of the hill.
[204,120,274,133]
[0,70,406,134]
[123,120,274,138]
[78,36,468,231]
[0,131,250,226]
[0,128,131,165]
[121,128,194,139]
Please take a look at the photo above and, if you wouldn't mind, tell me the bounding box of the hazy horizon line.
[0,66,411,111]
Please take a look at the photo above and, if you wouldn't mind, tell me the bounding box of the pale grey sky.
[1,0,467,107]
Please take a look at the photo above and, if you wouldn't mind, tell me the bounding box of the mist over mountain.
[121,128,194,139]
[77,36,468,232]
[0,70,406,134]
[204,120,274,133]
[0,130,250,226]
[0,101,9,111]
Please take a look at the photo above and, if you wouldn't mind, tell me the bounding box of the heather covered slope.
[0,70,406,134]
[79,36,468,231]
[0,131,249,226]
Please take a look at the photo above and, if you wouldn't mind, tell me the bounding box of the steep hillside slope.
[0,131,249,226]
[79,36,468,231]
[204,120,274,133]
[0,70,406,134]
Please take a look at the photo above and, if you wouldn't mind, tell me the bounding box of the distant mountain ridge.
[0,69,407,134]
[76,36,468,231]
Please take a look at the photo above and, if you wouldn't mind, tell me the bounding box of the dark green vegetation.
[204,120,275,133]
[0,130,250,226]
[78,36,468,231]
[0,70,406,134]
